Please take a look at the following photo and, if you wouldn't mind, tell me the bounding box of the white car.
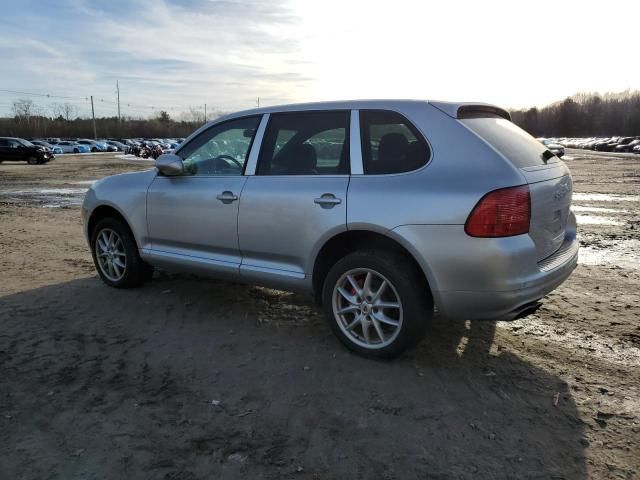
[537,138,565,157]
[55,141,91,154]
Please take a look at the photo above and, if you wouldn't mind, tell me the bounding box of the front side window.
[360,110,430,174]
[257,111,349,175]
[178,116,260,176]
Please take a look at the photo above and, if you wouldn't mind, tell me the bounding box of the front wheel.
[322,250,432,359]
[73,148,79,153]
[27,156,40,165]
[90,217,153,288]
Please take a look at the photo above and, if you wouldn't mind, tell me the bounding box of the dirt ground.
[0,151,638,479]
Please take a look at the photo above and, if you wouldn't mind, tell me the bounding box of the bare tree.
[181,107,205,125]
[52,102,78,121]
[12,98,35,124]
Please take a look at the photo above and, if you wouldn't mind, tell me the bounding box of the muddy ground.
[0,151,638,479]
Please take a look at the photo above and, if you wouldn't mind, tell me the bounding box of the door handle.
[314,194,342,208]
[216,191,239,204]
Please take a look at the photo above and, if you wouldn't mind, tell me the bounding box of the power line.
[0,88,87,100]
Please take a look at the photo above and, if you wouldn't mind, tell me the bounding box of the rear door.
[460,116,572,260]
[237,110,350,287]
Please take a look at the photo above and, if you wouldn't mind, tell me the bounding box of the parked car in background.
[0,137,54,164]
[30,140,64,155]
[76,139,107,152]
[83,100,577,358]
[95,140,118,152]
[105,140,129,152]
[593,137,618,151]
[536,138,565,157]
[55,141,91,154]
[612,137,639,152]
[633,144,640,154]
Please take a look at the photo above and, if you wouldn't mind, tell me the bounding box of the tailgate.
[459,115,573,261]
[520,163,572,260]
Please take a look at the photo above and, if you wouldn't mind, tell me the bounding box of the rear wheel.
[322,250,432,358]
[90,217,153,288]
[73,148,79,153]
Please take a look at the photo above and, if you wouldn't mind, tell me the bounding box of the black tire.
[91,147,97,152]
[322,249,433,359]
[90,217,153,288]
[27,156,40,165]
[73,148,79,153]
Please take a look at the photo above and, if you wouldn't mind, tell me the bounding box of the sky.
[1,0,639,119]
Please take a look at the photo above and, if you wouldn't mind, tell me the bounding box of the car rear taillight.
[465,185,530,237]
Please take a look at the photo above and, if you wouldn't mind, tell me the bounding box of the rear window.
[461,117,559,168]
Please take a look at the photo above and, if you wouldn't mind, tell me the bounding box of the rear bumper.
[438,238,577,320]
[389,213,578,321]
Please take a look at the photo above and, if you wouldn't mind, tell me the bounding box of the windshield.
[17,138,35,147]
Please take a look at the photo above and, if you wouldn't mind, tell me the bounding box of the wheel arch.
[87,204,139,249]
[311,229,436,306]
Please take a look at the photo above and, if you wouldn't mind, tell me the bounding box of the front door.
[146,115,262,278]
[238,110,351,289]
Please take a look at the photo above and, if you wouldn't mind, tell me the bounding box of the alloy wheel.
[95,228,127,282]
[332,268,403,349]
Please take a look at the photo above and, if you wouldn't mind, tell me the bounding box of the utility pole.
[90,95,97,139]
[204,103,207,122]
[116,80,121,124]
[257,96,260,107]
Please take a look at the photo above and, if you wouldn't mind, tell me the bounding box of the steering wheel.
[213,155,243,170]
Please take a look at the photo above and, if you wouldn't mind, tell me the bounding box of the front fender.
[83,169,157,249]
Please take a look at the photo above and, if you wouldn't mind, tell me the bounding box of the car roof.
[213,99,506,123]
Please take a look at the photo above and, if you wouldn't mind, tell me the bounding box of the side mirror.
[155,153,184,176]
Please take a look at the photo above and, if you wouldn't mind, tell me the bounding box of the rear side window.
[257,111,349,175]
[360,110,430,175]
[461,117,559,168]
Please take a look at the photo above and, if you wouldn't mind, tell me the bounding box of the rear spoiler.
[429,101,511,121]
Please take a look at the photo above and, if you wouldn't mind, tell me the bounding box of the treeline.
[511,90,640,137]
[1,98,223,139]
[0,115,204,139]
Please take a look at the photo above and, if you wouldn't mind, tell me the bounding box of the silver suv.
[82,100,577,358]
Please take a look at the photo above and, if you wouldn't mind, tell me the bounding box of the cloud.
[0,0,312,117]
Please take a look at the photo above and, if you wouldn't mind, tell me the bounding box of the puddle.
[575,214,623,226]
[0,187,88,208]
[497,317,640,367]
[573,193,640,202]
[579,239,640,271]
[572,205,626,214]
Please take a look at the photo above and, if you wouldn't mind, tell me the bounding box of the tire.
[90,217,153,288]
[91,147,97,152]
[27,156,40,165]
[322,249,433,359]
[73,148,79,153]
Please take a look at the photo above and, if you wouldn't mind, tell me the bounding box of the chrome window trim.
[244,114,270,176]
